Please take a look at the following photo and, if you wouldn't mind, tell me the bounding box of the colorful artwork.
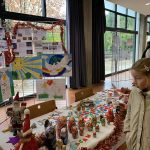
[0,40,7,52]
[0,56,4,68]
[0,68,14,102]
[42,54,72,77]
[36,79,66,100]
[0,27,5,39]
[12,56,42,80]
[12,28,34,57]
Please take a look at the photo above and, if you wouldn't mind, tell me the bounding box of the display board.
[36,79,66,100]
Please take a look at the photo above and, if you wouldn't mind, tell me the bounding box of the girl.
[142,41,150,58]
[124,58,150,150]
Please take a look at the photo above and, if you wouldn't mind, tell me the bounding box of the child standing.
[142,41,150,58]
[124,58,150,150]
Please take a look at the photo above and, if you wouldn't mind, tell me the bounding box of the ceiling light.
[145,3,150,5]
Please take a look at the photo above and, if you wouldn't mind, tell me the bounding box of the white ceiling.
[108,0,150,16]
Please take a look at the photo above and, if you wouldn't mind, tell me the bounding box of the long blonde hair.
[131,58,150,76]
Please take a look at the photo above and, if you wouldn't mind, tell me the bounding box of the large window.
[5,0,66,19]
[1,0,66,102]
[104,0,138,75]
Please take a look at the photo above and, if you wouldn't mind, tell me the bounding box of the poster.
[12,56,42,80]
[42,54,72,77]
[0,27,5,39]
[33,30,46,41]
[0,55,4,68]
[0,68,14,102]
[36,79,66,100]
[13,28,34,57]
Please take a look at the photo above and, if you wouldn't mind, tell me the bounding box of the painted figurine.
[62,145,66,150]
[79,127,84,136]
[100,117,106,126]
[78,117,85,128]
[92,115,97,127]
[56,139,63,150]
[93,131,96,138]
[57,116,68,145]
[6,92,26,136]
[71,125,78,139]
[44,119,56,150]
[106,109,114,123]
[14,108,38,150]
[87,121,93,131]
[95,124,100,132]
[68,116,76,133]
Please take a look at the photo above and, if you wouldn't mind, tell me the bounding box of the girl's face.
[131,69,150,90]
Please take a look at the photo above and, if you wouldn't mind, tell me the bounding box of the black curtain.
[92,0,106,84]
[67,0,86,89]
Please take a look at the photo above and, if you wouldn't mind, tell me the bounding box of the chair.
[75,87,94,102]
[27,100,56,119]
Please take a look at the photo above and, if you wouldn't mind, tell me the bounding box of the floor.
[0,75,129,149]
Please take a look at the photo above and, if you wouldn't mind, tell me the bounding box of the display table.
[0,90,127,150]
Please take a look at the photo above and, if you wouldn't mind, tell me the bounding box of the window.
[46,0,66,19]
[105,10,115,28]
[105,0,115,11]
[5,0,42,16]
[104,0,139,75]
[117,32,135,71]
[127,17,135,30]
[128,9,136,17]
[117,15,126,29]
[104,31,114,74]
[117,5,126,14]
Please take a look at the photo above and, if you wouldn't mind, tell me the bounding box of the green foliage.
[12,71,18,80]
[25,72,32,79]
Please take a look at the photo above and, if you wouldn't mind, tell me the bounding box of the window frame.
[105,2,138,76]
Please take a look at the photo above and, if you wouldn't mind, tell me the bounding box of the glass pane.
[147,23,150,33]
[147,35,150,41]
[104,31,114,74]
[5,0,42,16]
[104,0,115,11]
[147,17,150,22]
[136,13,140,31]
[14,80,36,98]
[127,9,136,17]
[105,11,115,28]
[117,5,126,14]
[117,32,134,71]
[46,0,66,19]
[117,15,126,28]
[127,17,135,30]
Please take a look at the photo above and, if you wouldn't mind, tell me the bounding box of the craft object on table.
[71,125,78,139]
[6,92,26,136]
[78,117,85,128]
[57,116,68,145]
[79,127,84,136]
[14,108,39,150]
[43,119,56,150]
[68,116,76,133]
[106,108,114,123]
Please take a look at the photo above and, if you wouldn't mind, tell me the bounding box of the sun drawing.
[12,56,42,79]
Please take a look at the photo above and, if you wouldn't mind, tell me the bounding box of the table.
[0,90,126,150]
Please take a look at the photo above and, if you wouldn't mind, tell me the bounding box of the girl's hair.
[131,58,150,76]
